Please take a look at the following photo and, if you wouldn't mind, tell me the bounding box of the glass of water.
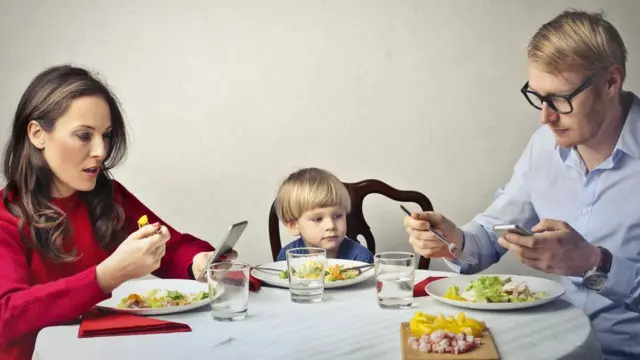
[207,262,249,321]
[374,252,415,309]
[286,247,327,303]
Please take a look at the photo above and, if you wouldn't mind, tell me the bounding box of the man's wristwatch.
[582,246,612,291]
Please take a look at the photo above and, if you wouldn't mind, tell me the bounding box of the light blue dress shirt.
[447,92,640,360]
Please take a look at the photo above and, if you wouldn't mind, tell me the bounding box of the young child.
[274,167,374,263]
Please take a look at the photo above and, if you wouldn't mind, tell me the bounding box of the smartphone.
[196,220,248,281]
[493,224,534,238]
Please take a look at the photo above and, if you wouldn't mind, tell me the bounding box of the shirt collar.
[615,92,640,159]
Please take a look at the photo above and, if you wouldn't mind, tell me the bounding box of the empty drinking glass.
[286,247,327,303]
[207,262,250,321]
[374,252,415,309]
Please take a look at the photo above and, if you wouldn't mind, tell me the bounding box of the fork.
[253,263,373,275]
[400,205,478,265]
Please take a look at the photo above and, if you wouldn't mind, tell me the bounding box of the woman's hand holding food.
[96,223,170,293]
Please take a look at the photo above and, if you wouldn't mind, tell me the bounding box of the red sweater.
[0,180,214,360]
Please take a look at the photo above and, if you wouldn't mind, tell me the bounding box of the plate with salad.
[251,259,375,288]
[96,279,222,315]
[426,274,565,310]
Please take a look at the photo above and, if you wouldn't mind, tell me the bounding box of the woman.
[0,65,236,360]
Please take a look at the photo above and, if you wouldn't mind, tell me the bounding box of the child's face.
[286,206,347,252]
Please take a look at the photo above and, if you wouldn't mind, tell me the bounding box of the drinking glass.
[374,252,415,309]
[207,262,250,321]
[286,247,327,303]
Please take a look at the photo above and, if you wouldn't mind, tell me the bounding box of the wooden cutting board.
[400,323,500,360]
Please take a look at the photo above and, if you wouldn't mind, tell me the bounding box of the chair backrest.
[268,179,434,269]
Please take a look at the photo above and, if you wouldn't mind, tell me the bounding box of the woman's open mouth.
[83,166,99,177]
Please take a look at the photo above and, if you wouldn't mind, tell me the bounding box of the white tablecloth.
[34,270,602,360]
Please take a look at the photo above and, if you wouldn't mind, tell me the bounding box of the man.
[404,10,638,360]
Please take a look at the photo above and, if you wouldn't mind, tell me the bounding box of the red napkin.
[78,309,191,338]
[224,269,262,292]
[413,276,447,297]
[248,270,262,292]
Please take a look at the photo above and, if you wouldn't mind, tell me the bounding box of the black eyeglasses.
[520,73,598,114]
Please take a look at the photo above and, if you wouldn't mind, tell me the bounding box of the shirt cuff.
[599,254,636,306]
[443,234,465,273]
[443,230,478,274]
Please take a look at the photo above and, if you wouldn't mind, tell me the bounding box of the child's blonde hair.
[527,9,627,81]
[275,167,351,223]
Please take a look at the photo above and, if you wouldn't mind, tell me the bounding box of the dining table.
[34,269,603,360]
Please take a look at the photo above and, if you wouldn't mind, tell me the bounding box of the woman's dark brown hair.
[2,65,128,262]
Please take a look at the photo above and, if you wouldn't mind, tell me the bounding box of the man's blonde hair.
[275,167,351,223]
[527,9,627,81]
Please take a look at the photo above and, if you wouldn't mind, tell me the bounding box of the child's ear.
[285,221,301,237]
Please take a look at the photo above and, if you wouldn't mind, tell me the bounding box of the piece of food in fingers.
[137,214,162,234]
[137,215,149,229]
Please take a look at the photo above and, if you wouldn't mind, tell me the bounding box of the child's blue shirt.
[276,237,374,263]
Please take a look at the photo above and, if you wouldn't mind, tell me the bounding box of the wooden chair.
[268,179,434,269]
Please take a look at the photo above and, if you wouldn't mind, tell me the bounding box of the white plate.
[251,259,375,289]
[426,274,565,310]
[96,279,222,316]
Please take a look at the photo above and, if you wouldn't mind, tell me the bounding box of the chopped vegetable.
[409,311,485,338]
[137,215,149,229]
[325,264,359,282]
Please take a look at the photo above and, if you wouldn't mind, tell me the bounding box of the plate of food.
[426,274,565,310]
[400,311,499,358]
[95,279,223,315]
[251,259,375,288]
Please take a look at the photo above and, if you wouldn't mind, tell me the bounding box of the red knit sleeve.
[0,220,108,348]
[112,180,215,279]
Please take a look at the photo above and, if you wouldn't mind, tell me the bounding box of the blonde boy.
[275,168,373,263]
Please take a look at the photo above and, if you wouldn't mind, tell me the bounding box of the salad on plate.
[278,260,360,282]
[118,288,210,309]
[444,276,548,303]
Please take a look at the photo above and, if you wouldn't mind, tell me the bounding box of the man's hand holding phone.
[496,220,600,276]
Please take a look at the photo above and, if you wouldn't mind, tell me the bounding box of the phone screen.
[493,224,533,237]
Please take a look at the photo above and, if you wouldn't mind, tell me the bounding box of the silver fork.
[400,205,478,265]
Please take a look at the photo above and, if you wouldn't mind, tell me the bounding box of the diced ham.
[410,329,482,354]
[438,338,450,348]
[430,330,445,342]
[466,335,474,343]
